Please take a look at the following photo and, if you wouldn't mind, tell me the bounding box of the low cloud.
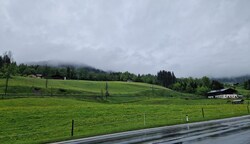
[0,0,250,77]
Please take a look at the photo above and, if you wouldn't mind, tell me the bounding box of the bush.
[33,87,41,91]
[196,86,210,96]
[58,88,67,93]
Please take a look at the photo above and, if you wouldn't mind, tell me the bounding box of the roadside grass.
[0,97,249,144]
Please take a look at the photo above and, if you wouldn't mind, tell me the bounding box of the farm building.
[51,74,64,80]
[207,88,239,99]
[28,74,43,78]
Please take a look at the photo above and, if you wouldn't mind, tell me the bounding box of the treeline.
[0,52,179,88]
[0,52,17,95]
[0,52,167,85]
[18,64,158,83]
[0,51,17,77]
[244,80,250,90]
[157,70,176,87]
[171,77,224,96]
[0,51,226,96]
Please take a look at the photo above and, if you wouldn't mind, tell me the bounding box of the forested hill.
[0,52,176,87]
[26,60,106,74]
[214,75,250,84]
[1,51,233,96]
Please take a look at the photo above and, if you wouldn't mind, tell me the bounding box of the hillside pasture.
[0,76,195,103]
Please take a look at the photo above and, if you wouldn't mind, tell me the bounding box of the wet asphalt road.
[148,118,250,144]
[184,129,250,144]
[54,115,250,144]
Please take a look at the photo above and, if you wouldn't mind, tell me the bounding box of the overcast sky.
[0,0,250,78]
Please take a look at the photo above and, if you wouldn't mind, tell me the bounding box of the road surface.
[54,115,250,144]
[146,116,250,144]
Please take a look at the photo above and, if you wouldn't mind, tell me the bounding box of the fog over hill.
[213,75,250,84]
[25,60,250,83]
[27,60,89,68]
[26,60,106,73]
[1,0,250,77]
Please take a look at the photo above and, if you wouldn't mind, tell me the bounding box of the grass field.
[0,76,166,94]
[0,76,196,103]
[235,86,250,97]
[0,77,250,143]
[0,97,249,144]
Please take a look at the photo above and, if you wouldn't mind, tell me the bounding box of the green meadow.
[0,76,194,102]
[0,77,250,144]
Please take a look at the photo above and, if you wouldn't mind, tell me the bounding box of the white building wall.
[214,94,238,99]
[208,96,214,99]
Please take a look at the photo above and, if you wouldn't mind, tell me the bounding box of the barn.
[207,88,238,99]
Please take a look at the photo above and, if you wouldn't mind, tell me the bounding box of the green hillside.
[235,86,250,97]
[0,76,195,102]
[1,76,250,144]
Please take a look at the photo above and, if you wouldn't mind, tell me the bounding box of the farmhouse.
[207,88,238,99]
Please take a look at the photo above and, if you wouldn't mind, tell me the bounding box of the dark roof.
[208,88,229,94]
[207,88,237,96]
[51,74,64,79]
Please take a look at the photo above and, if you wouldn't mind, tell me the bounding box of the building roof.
[207,88,237,96]
[208,88,230,94]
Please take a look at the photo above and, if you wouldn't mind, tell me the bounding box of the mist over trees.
[15,64,158,83]
[215,75,250,83]
[244,80,250,90]
[0,51,226,96]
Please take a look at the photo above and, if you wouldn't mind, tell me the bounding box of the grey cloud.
[0,0,250,77]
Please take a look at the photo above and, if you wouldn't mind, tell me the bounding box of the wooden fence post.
[71,120,74,136]
[144,113,146,126]
[247,106,249,114]
[202,108,205,118]
[50,87,52,96]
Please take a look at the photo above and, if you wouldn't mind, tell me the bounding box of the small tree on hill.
[2,54,16,97]
[244,80,250,90]
[211,80,224,90]
[105,82,109,100]
[44,65,49,89]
